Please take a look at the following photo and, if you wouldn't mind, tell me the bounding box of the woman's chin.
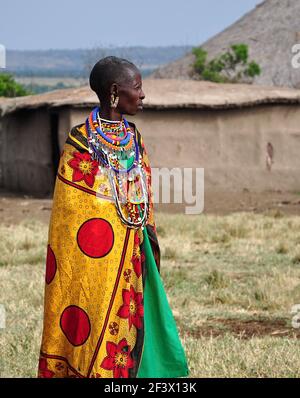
[126,108,142,116]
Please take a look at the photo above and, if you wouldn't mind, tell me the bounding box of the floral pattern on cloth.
[67,151,99,188]
[131,230,145,278]
[117,286,144,330]
[91,373,102,378]
[100,338,135,378]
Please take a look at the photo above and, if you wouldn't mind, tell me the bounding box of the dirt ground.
[181,317,300,340]
[1,188,300,225]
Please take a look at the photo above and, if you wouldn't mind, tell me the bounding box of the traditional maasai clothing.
[37,119,189,378]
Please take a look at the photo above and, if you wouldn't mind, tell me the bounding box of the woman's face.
[114,70,145,116]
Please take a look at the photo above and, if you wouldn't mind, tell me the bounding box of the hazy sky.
[0,0,262,50]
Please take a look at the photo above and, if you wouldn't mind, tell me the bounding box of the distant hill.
[151,0,300,88]
[4,46,192,78]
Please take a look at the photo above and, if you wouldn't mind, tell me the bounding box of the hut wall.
[57,107,70,153]
[2,96,300,198]
[64,104,300,211]
[0,108,54,196]
[130,104,300,193]
[58,108,90,153]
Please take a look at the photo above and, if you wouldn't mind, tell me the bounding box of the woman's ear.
[110,83,119,97]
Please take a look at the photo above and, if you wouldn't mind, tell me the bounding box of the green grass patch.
[2,212,300,377]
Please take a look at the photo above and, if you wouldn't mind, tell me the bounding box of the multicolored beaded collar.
[85,106,149,229]
[86,106,139,174]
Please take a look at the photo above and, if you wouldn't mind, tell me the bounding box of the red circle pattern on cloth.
[45,244,57,284]
[60,305,91,346]
[77,218,114,258]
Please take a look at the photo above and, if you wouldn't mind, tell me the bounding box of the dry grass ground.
[1,211,300,377]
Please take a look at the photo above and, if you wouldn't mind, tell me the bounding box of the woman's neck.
[98,105,122,121]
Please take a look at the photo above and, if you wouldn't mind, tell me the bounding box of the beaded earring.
[110,94,119,108]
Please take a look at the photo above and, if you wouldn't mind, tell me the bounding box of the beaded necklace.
[100,117,126,139]
[86,106,139,172]
[86,106,149,229]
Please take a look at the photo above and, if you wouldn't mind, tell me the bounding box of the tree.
[192,44,261,84]
[0,73,31,97]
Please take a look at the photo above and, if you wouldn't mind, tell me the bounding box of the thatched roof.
[1,78,300,117]
[0,86,98,117]
[151,0,300,88]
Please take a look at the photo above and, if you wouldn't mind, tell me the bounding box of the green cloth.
[137,227,189,378]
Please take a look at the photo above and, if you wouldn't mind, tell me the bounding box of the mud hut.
[1,79,300,200]
[151,0,300,88]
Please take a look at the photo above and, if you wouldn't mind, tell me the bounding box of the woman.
[38,56,189,378]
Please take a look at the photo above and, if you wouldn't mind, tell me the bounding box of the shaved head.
[89,56,139,101]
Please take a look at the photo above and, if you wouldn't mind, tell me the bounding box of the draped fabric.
[37,120,189,378]
[137,227,189,378]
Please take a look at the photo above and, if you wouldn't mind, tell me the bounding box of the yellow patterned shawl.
[38,121,160,378]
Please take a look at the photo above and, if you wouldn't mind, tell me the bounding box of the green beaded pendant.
[117,151,135,169]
